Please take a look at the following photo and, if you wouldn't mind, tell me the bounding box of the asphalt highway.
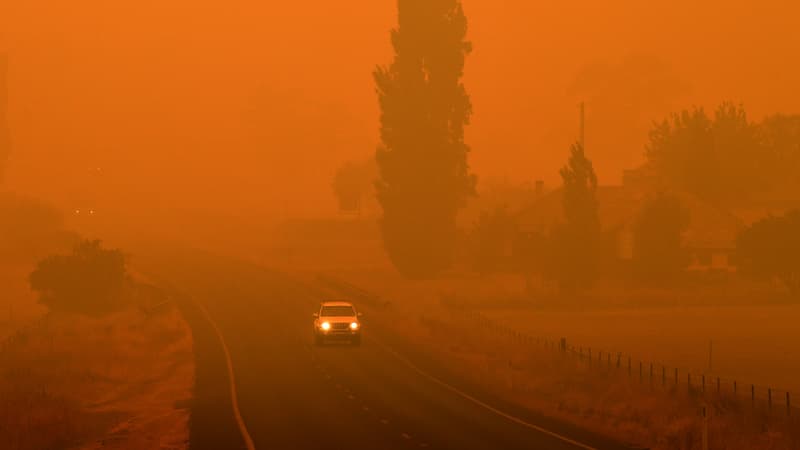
[143,249,633,450]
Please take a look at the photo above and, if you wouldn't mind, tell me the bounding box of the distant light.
[350,322,359,330]
[75,209,80,215]
[320,322,331,331]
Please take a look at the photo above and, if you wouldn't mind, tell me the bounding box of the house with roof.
[513,170,744,272]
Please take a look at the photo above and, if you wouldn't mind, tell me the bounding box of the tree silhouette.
[29,240,128,315]
[632,193,691,281]
[374,0,476,278]
[737,210,800,298]
[551,142,601,288]
[646,102,769,204]
[712,102,761,199]
[758,114,800,190]
[646,107,714,199]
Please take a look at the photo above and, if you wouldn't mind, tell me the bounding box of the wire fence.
[315,274,799,426]
[449,305,799,419]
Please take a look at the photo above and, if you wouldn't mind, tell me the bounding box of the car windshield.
[320,305,355,317]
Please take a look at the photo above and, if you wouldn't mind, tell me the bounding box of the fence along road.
[448,305,799,419]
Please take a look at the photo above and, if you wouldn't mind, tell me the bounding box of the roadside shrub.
[29,240,128,315]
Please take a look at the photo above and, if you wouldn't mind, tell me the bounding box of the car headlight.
[350,322,359,330]
[320,322,331,331]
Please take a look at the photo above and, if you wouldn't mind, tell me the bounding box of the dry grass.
[0,263,47,342]
[0,303,193,450]
[420,311,799,450]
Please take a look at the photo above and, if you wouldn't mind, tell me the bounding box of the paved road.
[142,249,633,450]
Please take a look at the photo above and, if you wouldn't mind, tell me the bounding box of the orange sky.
[1,0,799,225]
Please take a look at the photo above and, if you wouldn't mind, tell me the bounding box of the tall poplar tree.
[374,0,476,278]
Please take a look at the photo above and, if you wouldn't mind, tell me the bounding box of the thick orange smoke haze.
[1,0,798,228]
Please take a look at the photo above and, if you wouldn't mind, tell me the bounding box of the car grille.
[331,323,351,330]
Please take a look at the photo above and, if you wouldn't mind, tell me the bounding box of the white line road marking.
[401,433,412,440]
[380,418,390,425]
[367,335,599,450]
[197,303,256,450]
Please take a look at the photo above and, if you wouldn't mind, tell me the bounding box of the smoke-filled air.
[1,1,799,449]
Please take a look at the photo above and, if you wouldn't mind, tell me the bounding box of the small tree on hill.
[737,210,800,298]
[632,193,691,281]
[30,240,128,315]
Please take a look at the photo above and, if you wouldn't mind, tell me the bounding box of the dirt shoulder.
[0,301,193,450]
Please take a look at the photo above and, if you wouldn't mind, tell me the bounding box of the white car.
[313,301,363,346]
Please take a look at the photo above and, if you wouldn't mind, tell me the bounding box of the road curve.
[142,249,634,450]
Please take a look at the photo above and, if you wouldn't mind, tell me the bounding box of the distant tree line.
[369,2,799,289]
[646,103,800,204]
[461,101,799,295]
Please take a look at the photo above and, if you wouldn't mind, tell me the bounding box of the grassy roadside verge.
[0,289,193,450]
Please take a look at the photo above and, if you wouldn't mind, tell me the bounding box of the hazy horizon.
[2,0,799,224]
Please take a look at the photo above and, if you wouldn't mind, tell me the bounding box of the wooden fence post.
[787,392,791,417]
[751,385,755,408]
[769,388,772,411]
[662,367,666,387]
[702,404,709,450]
[702,375,706,393]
